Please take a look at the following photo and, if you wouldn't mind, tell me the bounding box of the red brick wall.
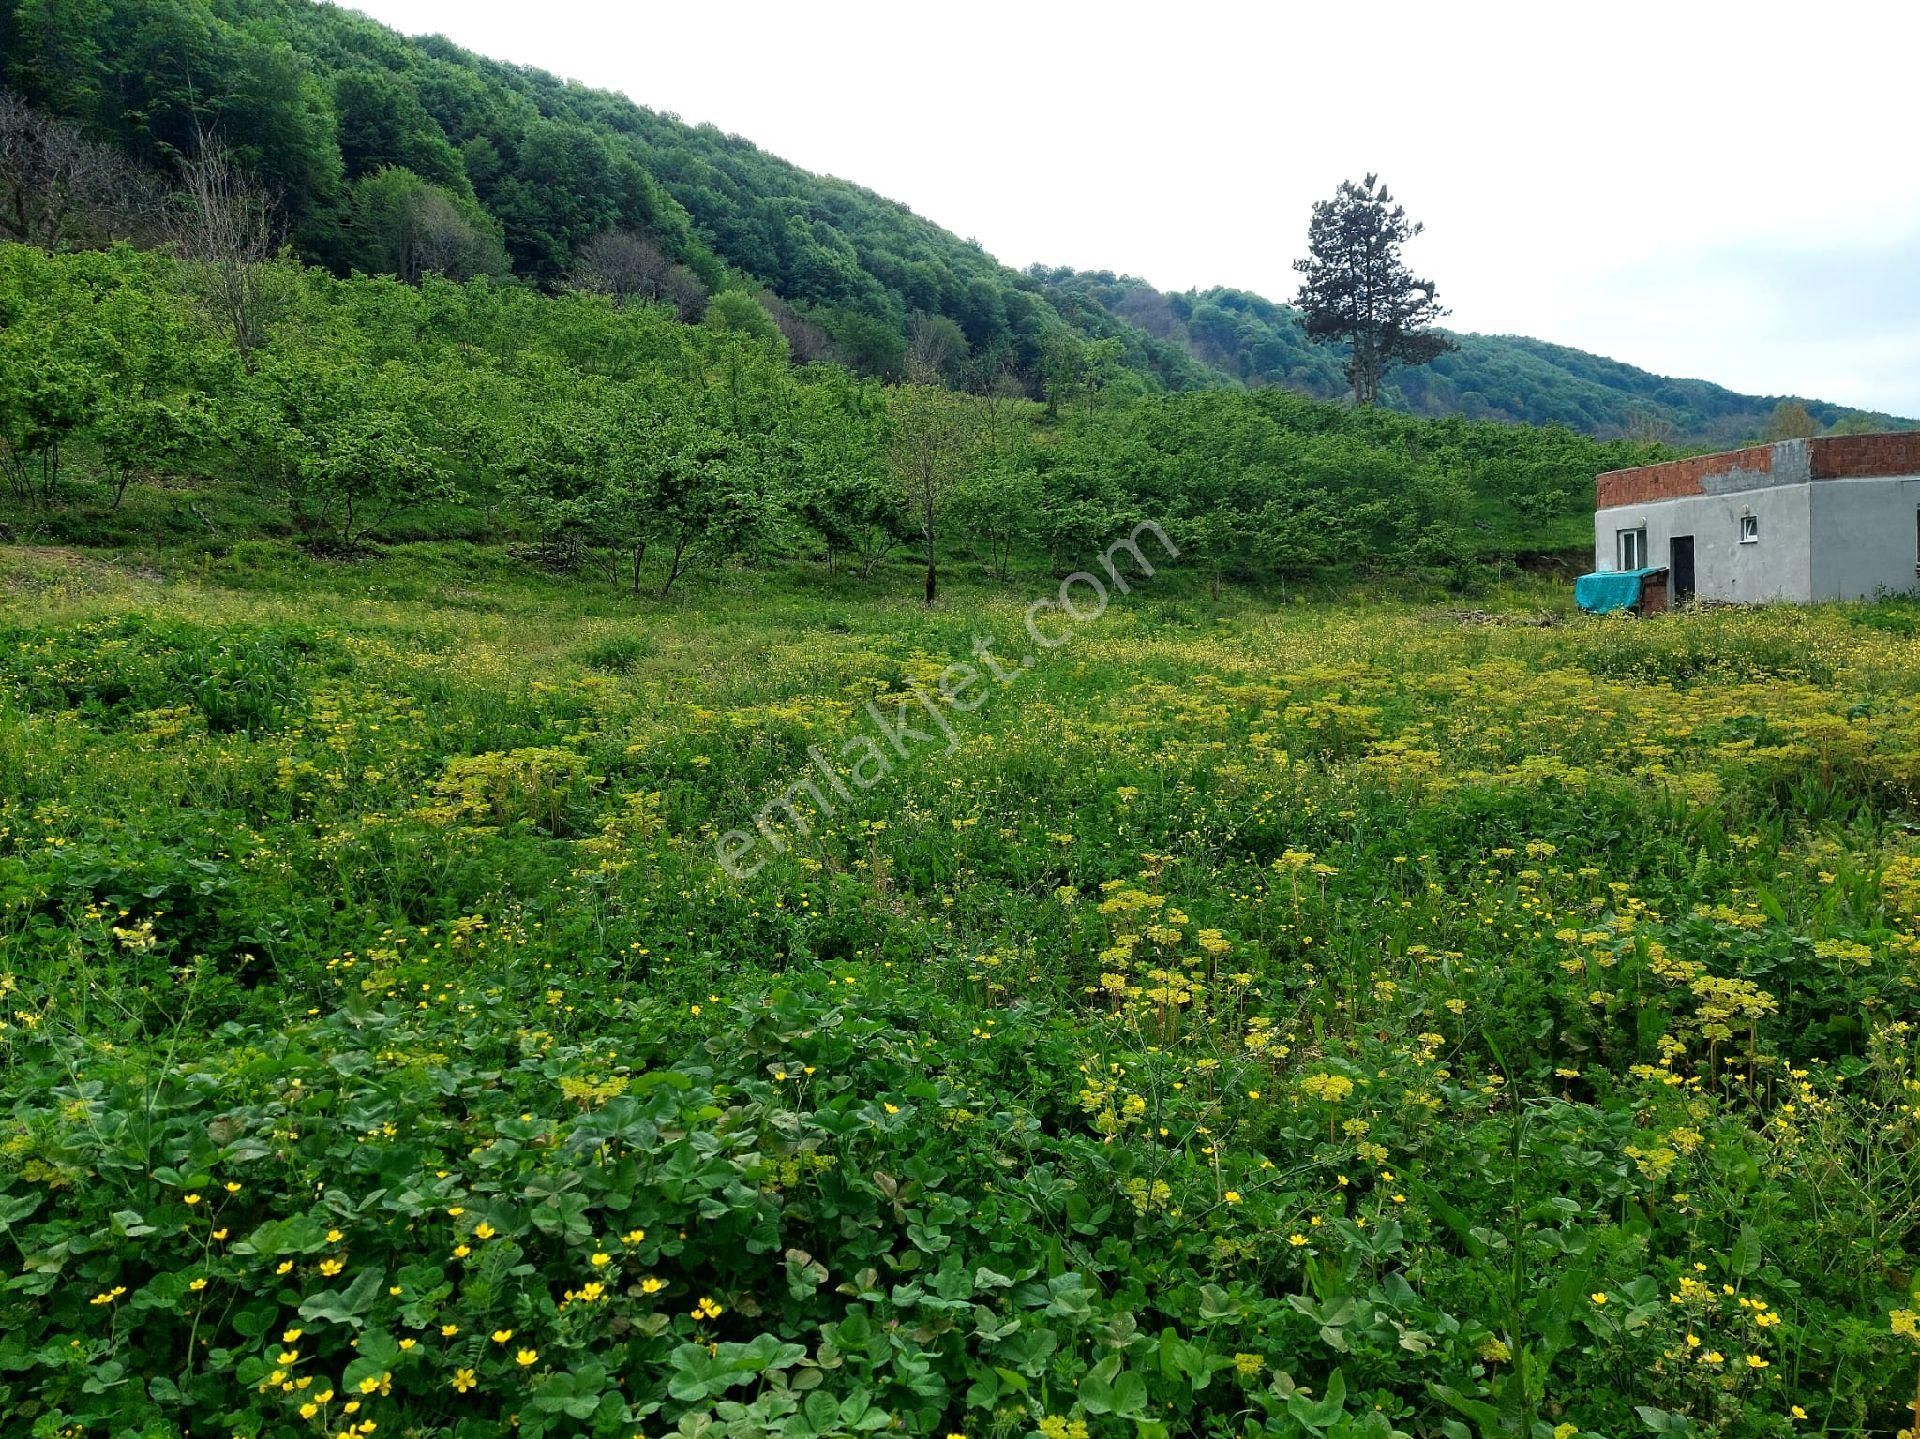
[1596,444,1773,507]
[1807,432,1920,479]
[1597,433,1920,507]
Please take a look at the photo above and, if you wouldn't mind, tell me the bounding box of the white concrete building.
[1593,434,1920,605]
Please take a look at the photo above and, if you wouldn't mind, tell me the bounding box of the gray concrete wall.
[1595,482,1812,602]
[1808,475,1920,600]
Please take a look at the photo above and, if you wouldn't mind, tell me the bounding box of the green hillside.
[1035,270,1915,443]
[0,242,1654,582]
[1,0,1099,382]
[2,0,1909,438]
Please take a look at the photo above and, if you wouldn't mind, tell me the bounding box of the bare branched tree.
[0,90,169,250]
[905,310,967,385]
[398,187,496,283]
[1622,407,1677,447]
[969,350,1025,453]
[659,264,708,322]
[758,290,837,365]
[573,229,675,307]
[573,228,710,321]
[171,133,280,357]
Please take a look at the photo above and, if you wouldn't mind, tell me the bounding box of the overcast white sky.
[344,0,1919,414]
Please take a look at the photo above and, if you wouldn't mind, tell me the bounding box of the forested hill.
[1,0,1127,384]
[1034,270,1915,444]
[2,0,1907,440]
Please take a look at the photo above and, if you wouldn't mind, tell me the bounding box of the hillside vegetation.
[2,0,1909,439]
[0,243,1659,581]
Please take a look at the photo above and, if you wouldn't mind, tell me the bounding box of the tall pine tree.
[1293,175,1452,406]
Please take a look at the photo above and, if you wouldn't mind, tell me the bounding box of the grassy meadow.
[1,542,1919,1439]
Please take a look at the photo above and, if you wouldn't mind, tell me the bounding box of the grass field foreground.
[1,543,1918,1438]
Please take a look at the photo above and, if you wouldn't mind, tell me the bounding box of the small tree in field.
[502,390,615,573]
[1294,174,1453,406]
[645,416,769,598]
[95,394,197,509]
[0,340,98,506]
[508,383,768,597]
[234,344,448,547]
[952,451,1039,581]
[299,394,446,546]
[888,383,981,605]
[791,422,906,576]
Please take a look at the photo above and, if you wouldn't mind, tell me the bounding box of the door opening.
[1670,535,1696,606]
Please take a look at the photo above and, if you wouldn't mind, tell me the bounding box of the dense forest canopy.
[1,0,1908,441]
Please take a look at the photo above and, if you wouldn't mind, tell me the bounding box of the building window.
[1617,527,1648,570]
[1739,514,1759,543]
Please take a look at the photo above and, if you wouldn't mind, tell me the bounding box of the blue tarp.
[1575,568,1662,615]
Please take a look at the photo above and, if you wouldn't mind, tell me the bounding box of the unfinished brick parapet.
[1598,433,1920,507]
[1597,444,1772,507]
[1807,432,1920,479]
